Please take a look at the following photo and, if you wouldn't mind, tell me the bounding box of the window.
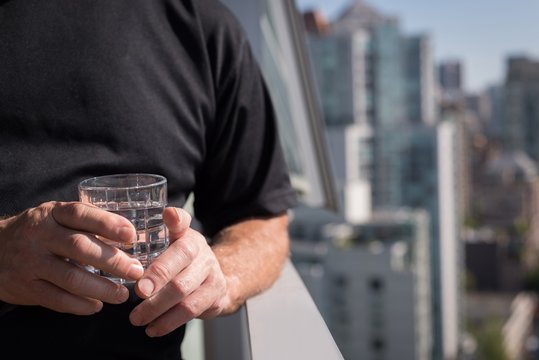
[368,277,384,293]
[219,0,338,211]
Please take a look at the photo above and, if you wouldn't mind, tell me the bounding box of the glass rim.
[78,173,167,191]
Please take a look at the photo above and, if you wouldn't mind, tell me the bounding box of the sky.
[295,0,539,93]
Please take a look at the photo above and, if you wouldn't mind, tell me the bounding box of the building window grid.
[367,276,386,358]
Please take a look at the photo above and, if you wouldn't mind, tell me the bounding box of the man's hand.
[129,209,290,338]
[0,201,145,315]
[129,207,228,337]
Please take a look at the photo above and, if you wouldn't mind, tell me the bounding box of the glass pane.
[220,0,338,210]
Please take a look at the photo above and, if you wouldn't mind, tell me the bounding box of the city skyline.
[295,0,539,93]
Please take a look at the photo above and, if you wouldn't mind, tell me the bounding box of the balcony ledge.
[191,259,344,360]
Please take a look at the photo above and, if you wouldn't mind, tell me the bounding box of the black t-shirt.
[0,0,297,358]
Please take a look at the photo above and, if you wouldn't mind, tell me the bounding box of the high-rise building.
[503,55,539,163]
[326,211,432,360]
[331,0,397,34]
[302,1,463,359]
[373,120,463,360]
[306,26,374,222]
[436,120,463,360]
[306,2,437,219]
[438,60,464,105]
[290,207,433,360]
[484,85,505,141]
[307,30,371,127]
[438,60,462,92]
[326,123,373,223]
[404,35,438,126]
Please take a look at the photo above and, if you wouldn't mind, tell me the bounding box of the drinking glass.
[78,173,168,283]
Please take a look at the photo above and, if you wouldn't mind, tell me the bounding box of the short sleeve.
[192,1,298,237]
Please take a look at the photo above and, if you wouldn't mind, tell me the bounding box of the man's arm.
[209,212,291,315]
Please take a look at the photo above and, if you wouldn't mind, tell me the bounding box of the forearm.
[211,213,290,314]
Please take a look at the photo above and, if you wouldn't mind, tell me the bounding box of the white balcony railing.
[182,259,344,360]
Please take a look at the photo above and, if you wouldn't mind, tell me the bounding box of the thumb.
[163,207,192,241]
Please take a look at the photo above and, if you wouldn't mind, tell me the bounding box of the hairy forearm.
[211,213,290,314]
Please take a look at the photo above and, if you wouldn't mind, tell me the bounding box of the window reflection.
[258,10,304,176]
[220,0,339,210]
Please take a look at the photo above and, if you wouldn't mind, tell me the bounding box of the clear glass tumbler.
[78,173,169,283]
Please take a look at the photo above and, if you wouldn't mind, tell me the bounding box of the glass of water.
[78,173,169,284]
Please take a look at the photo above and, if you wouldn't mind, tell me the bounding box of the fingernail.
[127,263,144,279]
[175,208,183,222]
[116,286,130,303]
[93,302,104,314]
[129,309,143,326]
[146,326,157,338]
[138,278,154,297]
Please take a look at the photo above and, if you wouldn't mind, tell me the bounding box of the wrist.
[220,274,245,315]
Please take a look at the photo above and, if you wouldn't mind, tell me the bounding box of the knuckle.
[177,241,197,263]
[58,202,86,219]
[43,201,85,228]
[204,301,223,318]
[66,233,92,253]
[177,299,199,319]
[107,249,127,271]
[170,277,192,297]
[62,266,85,289]
[148,261,174,282]
[16,204,55,241]
[25,204,50,223]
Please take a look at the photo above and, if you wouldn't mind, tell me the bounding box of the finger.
[163,207,192,241]
[51,202,136,243]
[45,231,145,282]
[37,255,131,305]
[135,230,202,298]
[142,281,221,337]
[130,256,209,326]
[27,279,104,315]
